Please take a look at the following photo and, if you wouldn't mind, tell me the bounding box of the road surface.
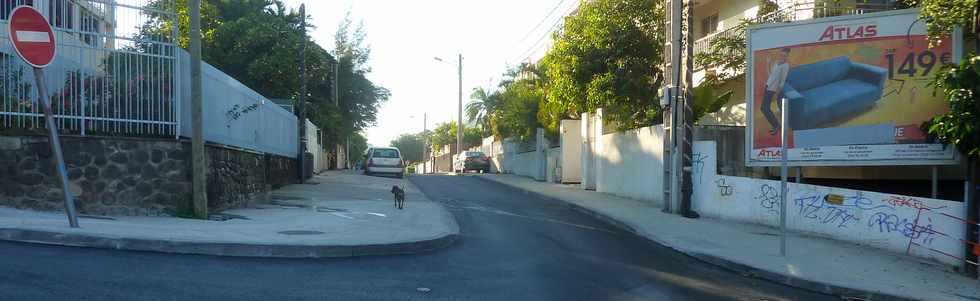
[0,174,834,300]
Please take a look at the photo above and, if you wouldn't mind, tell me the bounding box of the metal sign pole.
[34,68,78,228]
[779,96,789,256]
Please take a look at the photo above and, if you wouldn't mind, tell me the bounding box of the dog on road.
[391,185,405,210]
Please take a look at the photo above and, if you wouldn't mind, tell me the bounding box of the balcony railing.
[665,1,896,71]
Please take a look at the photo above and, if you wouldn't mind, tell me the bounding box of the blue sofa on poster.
[781,56,887,130]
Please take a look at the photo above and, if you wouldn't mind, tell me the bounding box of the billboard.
[746,9,961,166]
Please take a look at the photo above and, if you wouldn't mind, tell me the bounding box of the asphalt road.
[0,174,836,300]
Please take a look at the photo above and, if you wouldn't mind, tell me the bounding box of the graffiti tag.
[885,196,946,211]
[692,153,707,184]
[794,195,860,228]
[868,213,938,246]
[756,184,781,214]
[715,178,733,197]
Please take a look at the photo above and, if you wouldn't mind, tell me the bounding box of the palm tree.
[466,87,500,136]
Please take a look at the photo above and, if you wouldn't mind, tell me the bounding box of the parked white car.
[364,147,406,178]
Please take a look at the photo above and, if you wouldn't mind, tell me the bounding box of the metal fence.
[0,0,179,137]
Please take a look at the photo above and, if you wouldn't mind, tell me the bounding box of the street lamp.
[434,54,463,173]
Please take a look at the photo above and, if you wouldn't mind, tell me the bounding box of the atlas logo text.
[818,24,877,41]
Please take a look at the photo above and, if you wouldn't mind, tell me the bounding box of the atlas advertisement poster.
[746,9,960,166]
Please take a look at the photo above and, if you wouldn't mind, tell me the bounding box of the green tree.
[907,0,980,277]
[911,0,980,159]
[327,13,391,149]
[497,79,543,141]
[466,87,501,137]
[390,133,425,162]
[428,121,483,151]
[541,0,666,131]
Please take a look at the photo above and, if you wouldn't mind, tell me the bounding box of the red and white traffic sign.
[8,5,56,68]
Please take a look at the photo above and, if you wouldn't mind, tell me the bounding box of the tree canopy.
[141,0,388,151]
[541,0,666,131]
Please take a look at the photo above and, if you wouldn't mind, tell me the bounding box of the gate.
[0,0,179,137]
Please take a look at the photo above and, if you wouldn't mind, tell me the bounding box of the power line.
[516,0,567,44]
[509,2,577,65]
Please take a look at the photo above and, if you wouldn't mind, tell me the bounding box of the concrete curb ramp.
[471,175,916,301]
[0,228,458,258]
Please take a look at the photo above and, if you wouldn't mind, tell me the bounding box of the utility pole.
[189,0,207,219]
[457,54,463,164]
[679,0,699,219]
[664,0,683,214]
[296,4,307,183]
[333,60,340,170]
[423,113,427,173]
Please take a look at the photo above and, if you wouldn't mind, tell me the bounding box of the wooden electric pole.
[189,0,207,219]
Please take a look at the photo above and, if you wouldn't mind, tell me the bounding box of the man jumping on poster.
[762,48,791,135]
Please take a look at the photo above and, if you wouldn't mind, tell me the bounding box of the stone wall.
[0,135,296,216]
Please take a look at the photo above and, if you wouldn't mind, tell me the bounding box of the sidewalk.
[474,173,980,301]
[0,170,458,258]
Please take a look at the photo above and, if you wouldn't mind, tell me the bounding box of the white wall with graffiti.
[692,141,967,267]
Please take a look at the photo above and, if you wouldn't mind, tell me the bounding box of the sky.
[279,0,578,147]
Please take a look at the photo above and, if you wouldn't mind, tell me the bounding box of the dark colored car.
[455,151,491,173]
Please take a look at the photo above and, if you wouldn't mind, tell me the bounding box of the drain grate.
[79,215,116,221]
[208,214,251,221]
[277,230,324,235]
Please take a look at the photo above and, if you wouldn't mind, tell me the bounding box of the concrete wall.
[581,112,596,190]
[546,147,561,183]
[510,150,542,179]
[595,125,665,206]
[691,141,967,267]
[178,50,298,157]
[0,135,295,216]
[559,119,582,183]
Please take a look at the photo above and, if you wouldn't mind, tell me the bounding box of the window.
[466,152,485,158]
[81,10,101,46]
[700,13,718,38]
[1,0,33,20]
[372,149,400,158]
[48,0,73,29]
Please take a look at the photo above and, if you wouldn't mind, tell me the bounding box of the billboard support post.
[779,96,789,257]
[932,166,939,198]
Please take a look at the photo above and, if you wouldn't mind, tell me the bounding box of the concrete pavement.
[0,170,458,258]
[474,173,980,301]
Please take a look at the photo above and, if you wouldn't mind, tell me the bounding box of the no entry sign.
[7,5,77,227]
[8,5,56,68]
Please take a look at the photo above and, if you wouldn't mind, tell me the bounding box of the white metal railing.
[0,0,179,137]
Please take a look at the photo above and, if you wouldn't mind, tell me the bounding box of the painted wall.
[546,147,561,183]
[510,150,541,179]
[695,0,759,38]
[595,125,665,206]
[692,141,967,267]
[559,119,582,183]
[178,50,298,157]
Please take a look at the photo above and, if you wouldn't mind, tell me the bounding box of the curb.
[0,228,458,258]
[472,175,917,301]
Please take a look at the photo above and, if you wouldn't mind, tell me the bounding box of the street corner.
[0,202,460,259]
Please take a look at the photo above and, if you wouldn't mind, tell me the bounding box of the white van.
[364,147,405,178]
